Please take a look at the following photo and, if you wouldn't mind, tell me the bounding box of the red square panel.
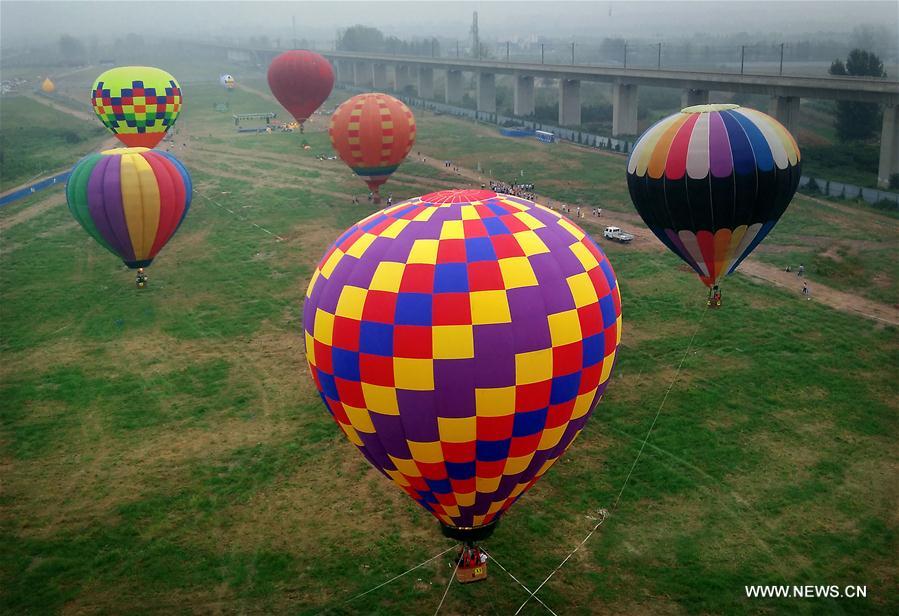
[399,264,435,293]
[359,353,394,386]
[468,261,504,291]
[332,316,361,351]
[515,381,552,412]
[436,239,466,263]
[362,290,398,323]
[394,325,433,358]
[552,341,583,376]
[433,293,471,325]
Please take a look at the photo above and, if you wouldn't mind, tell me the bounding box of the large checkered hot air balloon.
[267,50,334,131]
[304,189,621,543]
[66,147,192,269]
[91,66,182,148]
[329,93,416,204]
[626,104,800,298]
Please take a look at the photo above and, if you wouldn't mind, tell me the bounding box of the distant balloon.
[329,93,416,202]
[220,74,235,90]
[91,66,182,148]
[626,104,801,288]
[41,78,55,93]
[66,147,192,269]
[267,50,334,128]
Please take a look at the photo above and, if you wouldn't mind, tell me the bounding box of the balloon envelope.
[91,66,182,148]
[267,50,333,125]
[66,147,192,268]
[220,74,235,89]
[329,92,416,196]
[303,189,622,534]
[626,104,801,287]
[41,78,55,93]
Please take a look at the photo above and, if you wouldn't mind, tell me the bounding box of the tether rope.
[514,305,708,614]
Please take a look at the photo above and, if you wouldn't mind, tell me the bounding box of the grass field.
[1,69,897,615]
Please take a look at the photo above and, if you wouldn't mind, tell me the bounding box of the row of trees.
[829,49,887,142]
[337,25,439,57]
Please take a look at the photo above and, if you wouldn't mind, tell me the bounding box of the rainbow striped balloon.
[626,104,801,288]
[66,147,192,269]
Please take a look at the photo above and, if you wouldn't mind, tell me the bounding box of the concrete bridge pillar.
[445,69,463,105]
[559,79,581,126]
[394,65,413,93]
[612,83,639,136]
[768,95,800,134]
[681,88,710,108]
[513,75,535,117]
[418,67,434,100]
[353,62,372,87]
[878,104,899,188]
[477,72,496,113]
[372,63,388,90]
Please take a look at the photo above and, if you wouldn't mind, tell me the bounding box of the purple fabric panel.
[87,155,134,261]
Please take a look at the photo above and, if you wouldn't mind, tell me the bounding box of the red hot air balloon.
[329,93,416,204]
[267,50,334,132]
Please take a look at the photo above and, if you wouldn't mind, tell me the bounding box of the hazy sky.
[2,1,897,47]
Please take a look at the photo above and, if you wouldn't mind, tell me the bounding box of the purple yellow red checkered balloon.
[303,189,622,531]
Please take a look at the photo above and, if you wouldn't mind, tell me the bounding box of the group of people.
[785,264,811,299]
[457,545,487,569]
[487,180,536,201]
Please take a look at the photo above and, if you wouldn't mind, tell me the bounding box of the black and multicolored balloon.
[626,104,801,288]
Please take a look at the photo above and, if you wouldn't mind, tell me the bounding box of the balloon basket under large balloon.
[707,285,722,308]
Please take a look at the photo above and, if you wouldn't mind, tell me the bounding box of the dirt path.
[416,156,899,326]
[234,83,331,132]
[23,91,97,123]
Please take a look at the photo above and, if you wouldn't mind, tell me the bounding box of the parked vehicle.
[603,226,634,243]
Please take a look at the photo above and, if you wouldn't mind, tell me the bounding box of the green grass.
[1,65,897,615]
[0,96,108,188]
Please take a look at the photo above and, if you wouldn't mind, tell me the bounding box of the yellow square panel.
[341,422,364,446]
[335,286,367,320]
[380,219,410,239]
[456,491,475,507]
[362,383,399,415]
[439,220,465,240]
[600,349,616,385]
[475,386,516,417]
[469,290,512,325]
[537,424,566,450]
[460,205,479,220]
[443,504,461,518]
[509,481,528,499]
[566,272,598,308]
[476,475,501,493]
[345,232,377,258]
[571,390,596,420]
[320,248,345,278]
[616,314,623,345]
[498,256,538,289]
[487,500,506,515]
[515,348,553,384]
[569,241,599,271]
[412,208,437,222]
[438,416,476,443]
[513,211,545,230]
[313,309,335,345]
[408,239,439,263]
[368,261,405,292]
[503,453,534,475]
[432,325,474,359]
[407,440,444,464]
[547,309,582,347]
[558,218,586,240]
[514,230,550,256]
[393,358,434,390]
[304,330,316,365]
[344,404,375,433]
[389,455,422,477]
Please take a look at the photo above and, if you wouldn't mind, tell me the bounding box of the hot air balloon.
[329,93,416,204]
[626,104,800,305]
[267,50,334,131]
[303,188,622,552]
[66,147,192,271]
[41,78,55,93]
[91,66,182,148]
[220,74,235,90]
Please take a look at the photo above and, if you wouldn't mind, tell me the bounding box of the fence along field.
[0,71,897,614]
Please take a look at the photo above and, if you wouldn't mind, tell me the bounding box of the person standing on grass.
[802,281,810,300]
[798,264,804,277]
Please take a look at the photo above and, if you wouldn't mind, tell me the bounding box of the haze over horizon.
[2,1,898,50]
